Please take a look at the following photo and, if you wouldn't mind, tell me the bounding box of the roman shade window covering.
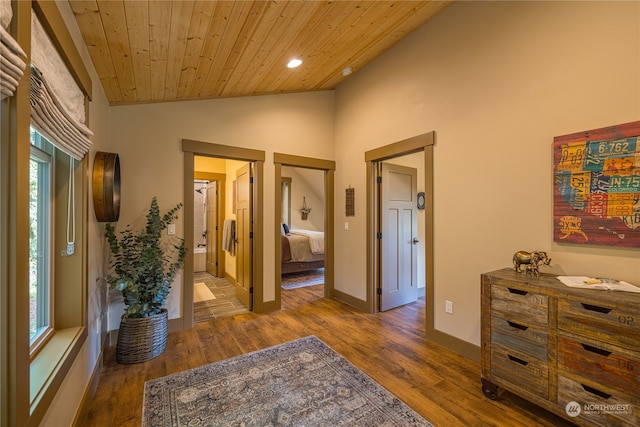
[30,9,92,160]
[0,0,27,100]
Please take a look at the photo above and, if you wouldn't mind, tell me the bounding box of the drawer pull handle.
[508,355,529,366]
[581,343,612,357]
[507,288,528,296]
[580,303,611,314]
[581,384,611,399]
[507,321,528,331]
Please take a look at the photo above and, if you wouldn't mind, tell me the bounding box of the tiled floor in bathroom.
[193,272,250,323]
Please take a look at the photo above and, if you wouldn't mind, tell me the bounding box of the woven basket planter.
[116,309,168,364]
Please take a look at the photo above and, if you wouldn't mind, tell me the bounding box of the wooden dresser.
[481,268,640,426]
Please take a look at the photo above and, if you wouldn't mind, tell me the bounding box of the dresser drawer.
[558,375,639,427]
[491,285,548,327]
[491,316,548,360]
[491,344,548,399]
[558,334,639,403]
[558,299,640,350]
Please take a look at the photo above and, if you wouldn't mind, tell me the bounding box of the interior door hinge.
[377,288,382,295]
[377,232,382,239]
[249,177,254,184]
[377,176,382,184]
[249,231,254,238]
[250,287,254,294]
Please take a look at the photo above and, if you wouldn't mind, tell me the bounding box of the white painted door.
[380,162,418,311]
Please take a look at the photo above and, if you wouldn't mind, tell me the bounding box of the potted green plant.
[105,197,186,364]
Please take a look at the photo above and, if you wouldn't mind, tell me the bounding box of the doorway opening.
[280,167,326,295]
[191,161,252,323]
[274,153,335,307]
[182,140,266,329]
[365,132,435,325]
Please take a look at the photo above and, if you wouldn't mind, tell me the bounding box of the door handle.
[412,238,419,244]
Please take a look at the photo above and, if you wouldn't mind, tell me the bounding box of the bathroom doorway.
[182,140,266,328]
[192,167,226,279]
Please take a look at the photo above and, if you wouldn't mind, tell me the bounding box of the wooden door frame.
[365,133,434,313]
[274,153,335,308]
[365,131,477,358]
[182,139,266,329]
[234,163,253,310]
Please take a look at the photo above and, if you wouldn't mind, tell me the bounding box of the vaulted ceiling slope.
[69,1,454,105]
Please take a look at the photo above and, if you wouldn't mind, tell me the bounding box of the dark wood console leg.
[481,378,499,400]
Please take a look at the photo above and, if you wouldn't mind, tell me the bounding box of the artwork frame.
[553,120,640,248]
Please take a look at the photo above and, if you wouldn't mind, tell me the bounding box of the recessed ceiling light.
[287,58,303,68]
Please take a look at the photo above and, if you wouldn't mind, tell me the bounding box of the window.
[29,128,54,352]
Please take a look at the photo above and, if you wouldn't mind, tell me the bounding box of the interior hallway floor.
[193,272,250,322]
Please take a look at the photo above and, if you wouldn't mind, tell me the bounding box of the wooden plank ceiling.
[69,1,453,106]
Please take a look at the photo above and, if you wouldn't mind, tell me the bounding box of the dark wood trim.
[6,2,35,426]
[251,161,267,313]
[274,163,283,308]
[363,132,480,361]
[183,139,266,162]
[323,169,334,299]
[273,152,335,305]
[273,153,336,171]
[182,140,267,322]
[182,152,195,329]
[333,289,368,312]
[431,329,480,363]
[364,133,432,162]
[364,132,479,361]
[194,172,225,181]
[365,161,377,313]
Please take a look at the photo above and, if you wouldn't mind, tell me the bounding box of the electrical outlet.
[445,300,453,314]
[344,222,349,231]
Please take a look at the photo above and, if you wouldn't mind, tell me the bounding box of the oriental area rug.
[142,336,433,426]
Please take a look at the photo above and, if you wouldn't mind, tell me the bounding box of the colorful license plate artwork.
[553,121,640,248]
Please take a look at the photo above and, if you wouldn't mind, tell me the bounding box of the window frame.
[1,2,93,425]
[29,135,55,354]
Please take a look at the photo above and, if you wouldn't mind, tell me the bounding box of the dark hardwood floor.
[85,284,573,426]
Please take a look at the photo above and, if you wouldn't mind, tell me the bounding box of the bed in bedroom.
[281,227,325,274]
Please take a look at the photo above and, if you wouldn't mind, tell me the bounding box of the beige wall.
[334,0,640,345]
[282,166,325,232]
[107,91,335,325]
